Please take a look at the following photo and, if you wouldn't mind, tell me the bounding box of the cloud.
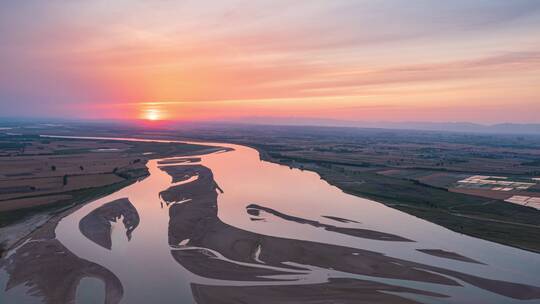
[1,1,539,122]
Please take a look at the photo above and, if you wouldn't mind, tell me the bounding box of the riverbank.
[3,133,540,303]
[168,124,540,253]
[247,144,540,253]
[0,134,218,256]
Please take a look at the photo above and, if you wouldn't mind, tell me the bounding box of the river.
[1,136,540,304]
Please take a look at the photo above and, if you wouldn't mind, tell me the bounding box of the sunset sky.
[1,1,539,123]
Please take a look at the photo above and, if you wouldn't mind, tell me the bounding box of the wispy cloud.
[1,1,539,123]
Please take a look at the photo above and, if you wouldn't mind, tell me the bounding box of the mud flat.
[161,163,540,302]
[417,249,484,264]
[0,204,123,304]
[191,279,445,304]
[246,203,412,242]
[79,198,139,250]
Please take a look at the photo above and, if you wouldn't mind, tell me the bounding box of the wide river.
[1,136,540,304]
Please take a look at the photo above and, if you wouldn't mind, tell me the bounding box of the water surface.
[1,136,540,304]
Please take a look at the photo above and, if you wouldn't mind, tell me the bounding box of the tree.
[63,175,68,186]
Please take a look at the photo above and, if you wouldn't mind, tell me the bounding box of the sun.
[144,109,161,121]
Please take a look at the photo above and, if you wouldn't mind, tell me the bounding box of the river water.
[1,136,540,304]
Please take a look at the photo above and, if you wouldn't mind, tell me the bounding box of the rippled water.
[1,136,540,304]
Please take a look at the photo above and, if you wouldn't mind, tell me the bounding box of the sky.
[1,0,539,124]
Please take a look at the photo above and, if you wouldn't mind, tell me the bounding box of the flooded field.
[1,136,540,304]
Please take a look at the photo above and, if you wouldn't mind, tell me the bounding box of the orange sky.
[1,1,539,123]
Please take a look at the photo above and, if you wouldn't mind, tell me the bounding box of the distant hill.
[226,117,540,135]
[1,116,539,135]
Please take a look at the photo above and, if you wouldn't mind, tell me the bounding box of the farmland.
[0,132,216,252]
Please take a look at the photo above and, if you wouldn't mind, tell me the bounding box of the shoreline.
[2,136,540,303]
[0,173,144,257]
[241,143,540,254]
[0,136,222,258]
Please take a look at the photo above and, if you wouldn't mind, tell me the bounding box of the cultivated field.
[0,130,216,254]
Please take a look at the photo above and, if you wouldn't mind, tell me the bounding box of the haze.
[1,0,540,123]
